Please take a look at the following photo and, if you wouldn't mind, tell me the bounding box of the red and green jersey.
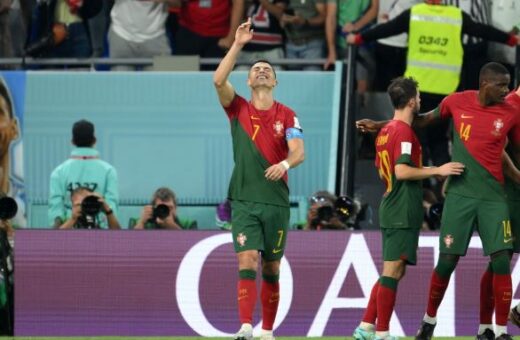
[505,91,520,201]
[375,120,423,229]
[223,95,302,207]
[435,90,520,201]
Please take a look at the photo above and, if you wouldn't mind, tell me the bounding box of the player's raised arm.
[213,18,253,107]
[356,108,441,133]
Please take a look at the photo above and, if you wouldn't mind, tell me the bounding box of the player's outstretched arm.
[395,162,464,181]
[356,119,389,133]
[413,109,440,128]
[213,18,253,107]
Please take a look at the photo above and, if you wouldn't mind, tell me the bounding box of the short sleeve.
[438,95,454,120]
[223,94,247,119]
[284,107,304,140]
[393,126,415,166]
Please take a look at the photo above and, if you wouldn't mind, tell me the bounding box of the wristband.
[280,160,290,170]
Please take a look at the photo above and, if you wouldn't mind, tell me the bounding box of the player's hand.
[234,18,254,47]
[356,119,379,133]
[436,162,465,177]
[346,33,356,45]
[265,163,287,181]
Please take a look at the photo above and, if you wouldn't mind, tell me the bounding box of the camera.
[76,195,102,229]
[310,195,355,229]
[152,204,170,220]
[81,195,102,216]
[0,197,17,221]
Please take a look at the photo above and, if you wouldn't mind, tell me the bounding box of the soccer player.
[213,18,305,340]
[357,62,520,340]
[479,86,520,337]
[352,77,464,340]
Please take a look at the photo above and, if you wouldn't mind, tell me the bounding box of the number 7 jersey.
[375,119,423,229]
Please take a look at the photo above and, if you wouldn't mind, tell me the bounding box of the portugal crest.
[273,120,284,137]
[492,118,504,136]
[237,233,247,247]
[443,234,454,248]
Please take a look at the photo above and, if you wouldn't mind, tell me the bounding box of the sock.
[496,325,508,337]
[479,264,494,324]
[238,270,257,325]
[493,273,512,326]
[360,321,375,332]
[261,275,280,331]
[423,314,437,325]
[478,324,494,335]
[375,331,389,339]
[376,276,398,332]
[362,281,379,325]
[426,270,450,318]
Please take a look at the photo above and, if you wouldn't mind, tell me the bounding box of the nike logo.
[504,237,513,243]
[272,248,282,254]
[251,116,261,120]
[461,114,474,119]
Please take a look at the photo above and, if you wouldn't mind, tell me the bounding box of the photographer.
[131,187,196,230]
[58,187,120,229]
[0,193,16,335]
[304,190,351,230]
[49,119,119,228]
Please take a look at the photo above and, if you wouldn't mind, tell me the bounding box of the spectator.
[173,0,244,70]
[325,0,378,94]
[25,0,102,59]
[372,0,421,91]
[48,119,119,228]
[488,0,520,87]
[235,0,288,70]
[130,187,197,230]
[0,77,24,228]
[58,186,120,229]
[280,0,327,70]
[108,0,174,71]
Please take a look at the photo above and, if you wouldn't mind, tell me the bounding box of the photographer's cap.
[72,119,95,147]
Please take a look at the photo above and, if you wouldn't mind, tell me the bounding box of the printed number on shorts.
[459,122,471,141]
[503,220,512,241]
[377,150,392,193]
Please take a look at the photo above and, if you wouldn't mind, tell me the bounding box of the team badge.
[237,233,247,247]
[492,118,504,136]
[443,234,454,248]
[273,120,284,137]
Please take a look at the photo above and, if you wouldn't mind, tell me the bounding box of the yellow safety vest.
[405,4,463,95]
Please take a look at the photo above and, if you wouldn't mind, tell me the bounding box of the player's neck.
[393,108,413,126]
[251,89,274,110]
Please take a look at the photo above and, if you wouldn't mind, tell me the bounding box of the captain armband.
[286,127,304,140]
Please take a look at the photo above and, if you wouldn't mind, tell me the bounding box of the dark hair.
[479,62,510,85]
[250,59,277,79]
[71,186,93,198]
[152,187,177,206]
[387,77,419,110]
[0,78,14,118]
[72,119,95,147]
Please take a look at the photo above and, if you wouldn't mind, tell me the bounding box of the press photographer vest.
[405,4,463,95]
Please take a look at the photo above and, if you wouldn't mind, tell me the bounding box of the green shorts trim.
[381,227,420,265]
[231,200,290,261]
[440,193,512,256]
